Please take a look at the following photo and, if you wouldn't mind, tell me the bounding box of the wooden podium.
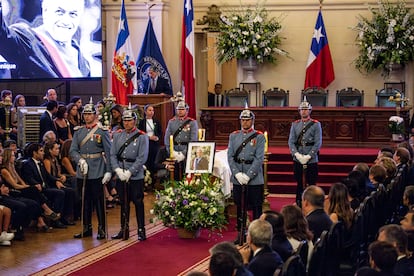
[127,94,173,134]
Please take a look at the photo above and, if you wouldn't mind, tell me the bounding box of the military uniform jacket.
[69,124,112,179]
[110,128,149,180]
[288,118,322,164]
[164,116,198,156]
[227,129,265,186]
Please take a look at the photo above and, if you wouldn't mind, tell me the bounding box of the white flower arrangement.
[388,115,405,134]
[354,0,414,75]
[151,174,227,232]
[216,3,288,64]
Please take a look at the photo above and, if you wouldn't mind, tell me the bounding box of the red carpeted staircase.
[267,147,379,194]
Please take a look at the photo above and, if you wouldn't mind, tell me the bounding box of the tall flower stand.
[240,57,258,83]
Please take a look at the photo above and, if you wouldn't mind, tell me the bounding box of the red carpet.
[32,195,295,276]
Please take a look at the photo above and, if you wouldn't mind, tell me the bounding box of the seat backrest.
[263,87,289,107]
[336,87,364,107]
[225,87,249,107]
[307,230,328,276]
[301,87,328,107]
[280,254,306,276]
[376,88,404,107]
[295,239,309,268]
[325,222,344,275]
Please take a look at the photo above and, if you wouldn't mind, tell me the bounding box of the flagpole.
[145,2,156,18]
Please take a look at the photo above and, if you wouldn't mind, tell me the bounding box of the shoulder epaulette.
[187,117,195,121]
[311,119,319,123]
[294,119,301,123]
[138,129,146,135]
[255,130,263,135]
[115,128,123,133]
[74,126,83,131]
[232,130,241,134]
[169,117,177,121]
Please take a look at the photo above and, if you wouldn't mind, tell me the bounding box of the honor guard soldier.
[227,109,265,244]
[164,101,198,179]
[288,97,322,206]
[70,100,112,240]
[110,108,149,241]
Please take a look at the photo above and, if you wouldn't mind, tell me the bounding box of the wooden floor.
[0,192,157,276]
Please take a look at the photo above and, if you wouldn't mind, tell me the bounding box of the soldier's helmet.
[176,101,189,110]
[239,109,255,120]
[298,96,312,110]
[122,109,137,121]
[82,98,96,114]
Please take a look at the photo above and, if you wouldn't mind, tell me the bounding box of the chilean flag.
[111,0,137,105]
[181,0,196,118]
[304,10,335,89]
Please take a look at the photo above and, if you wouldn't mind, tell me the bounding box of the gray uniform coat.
[227,129,265,186]
[110,128,149,180]
[288,119,322,164]
[69,124,112,179]
[164,116,198,156]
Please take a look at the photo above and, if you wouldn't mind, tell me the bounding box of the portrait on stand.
[186,142,215,174]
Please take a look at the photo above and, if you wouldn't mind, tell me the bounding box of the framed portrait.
[185,142,216,174]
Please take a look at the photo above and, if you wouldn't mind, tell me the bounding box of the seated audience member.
[281,205,314,267]
[341,176,363,210]
[400,210,414,252]
[368,165,387,191]
[1,190,50,238]
[376,157,397,187]
[377,224,414,276]
[209,241,253,276]
[239,219,283,276]
[352,162,375,197]
[1,148,59,230]
[42,130,57,145]
[209,251,236,276]
[0,205,14,246]
[301,185,332,242]
[325,183,354,241]
[260,210,293,261]
[355,241,398,276]
[403,186,414,211]
[21,143,66,228]
[43,142,76,225]
[375,147,395,163]
[393,147,411,188]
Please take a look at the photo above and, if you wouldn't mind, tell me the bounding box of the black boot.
[111,227,129,240]
[74,224,92,238]
[97,225,106,240]
[138,228,146,241]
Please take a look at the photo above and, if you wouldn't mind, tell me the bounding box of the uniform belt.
[295,142,315,147]
[174,142,188,146]
[117,157,136,163]
[80,153,102,159]
[234,158,253,164]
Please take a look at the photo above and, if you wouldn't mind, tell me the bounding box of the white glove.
[124,170,132,182]
[174,151,185,162]
[115,168,127,181]
[102,172,112,184]
[294,152,302,161]
[240,173,250,184]
[303,154,311,163]
[235,172,245,185]
[79,158,88,175]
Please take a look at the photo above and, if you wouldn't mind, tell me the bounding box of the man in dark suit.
[21,143,66,228]
[302,185,332,242]
[190,147,209,171]
[240,219,283,276]
[143,66,172,95]
[208,83,224,107]
[39,100,58,143]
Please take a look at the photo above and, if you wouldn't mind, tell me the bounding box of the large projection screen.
[0,0,102,79]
